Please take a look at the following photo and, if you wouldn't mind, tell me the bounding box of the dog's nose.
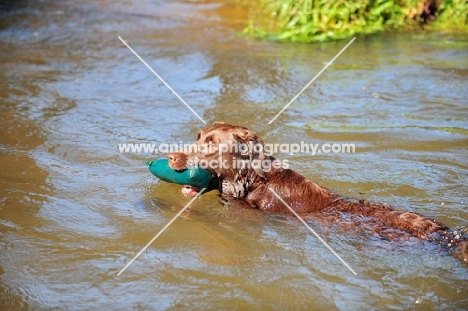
[166,152,190,170]
[166,153,179,169]
[167,153,178,163]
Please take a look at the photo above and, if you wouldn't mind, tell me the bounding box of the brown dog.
[167,122,468,263]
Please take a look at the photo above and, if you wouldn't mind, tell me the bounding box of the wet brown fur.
[167,122,468,263]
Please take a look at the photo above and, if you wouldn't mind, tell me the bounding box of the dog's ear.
[234,129,267,179]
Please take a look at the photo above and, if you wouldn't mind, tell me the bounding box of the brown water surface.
[1,0,468,309]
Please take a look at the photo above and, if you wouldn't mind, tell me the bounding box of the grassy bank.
[242,0,468,42]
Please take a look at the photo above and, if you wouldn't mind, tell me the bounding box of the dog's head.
[190,122,269,178]
[167,122,278,197]
[168,122,271,185]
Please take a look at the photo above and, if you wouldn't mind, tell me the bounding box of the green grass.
[242,0,468,42]
[431,0,468,28]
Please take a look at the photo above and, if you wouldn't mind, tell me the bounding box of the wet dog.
[167,122,468,263]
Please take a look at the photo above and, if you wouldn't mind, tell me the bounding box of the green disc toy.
[146,158,214,188]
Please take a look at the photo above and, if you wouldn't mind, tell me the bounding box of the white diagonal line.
[269,188,357,275]
[268,37,356,124]
[118,36,207,125]
[117,188,206,276]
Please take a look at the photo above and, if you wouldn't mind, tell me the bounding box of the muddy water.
[1,0,468,309]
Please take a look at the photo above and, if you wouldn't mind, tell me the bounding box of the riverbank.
[242,0,468,42]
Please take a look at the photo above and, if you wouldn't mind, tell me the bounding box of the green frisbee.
[146,158,214,188]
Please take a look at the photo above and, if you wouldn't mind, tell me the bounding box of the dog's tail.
[444,225,468,263]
